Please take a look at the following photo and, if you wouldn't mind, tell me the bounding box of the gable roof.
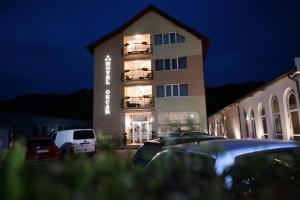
[86,5,210,58]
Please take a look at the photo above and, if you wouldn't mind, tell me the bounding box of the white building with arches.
[209,58,300,141]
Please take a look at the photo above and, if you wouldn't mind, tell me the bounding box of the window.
[157,86,165,97]
[155,57,187,71]
[32,125,39,136]
[154,34,162,45]
[244,111,249,138]
[164,59,171,70]
[156,84,189,97]
[171,59,178,70]
[73,130,95,140]
[287,92,300,141]
[176,33,185,43]
[166,85,172,97]
[173,85,179,96]
[156,60,164,71]
[154,32,185,46]
[180,84,188,96]
[272,96,282,139]
[178,57,187,69]
[42,126,47,136]
[259,105,268,138]
[250,110,256,138]
[170,32,176,44]
[163,33,169,44]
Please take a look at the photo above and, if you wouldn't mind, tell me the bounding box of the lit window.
[154,34,162,45]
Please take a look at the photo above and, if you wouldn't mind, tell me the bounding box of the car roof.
[144,135,224,146]
[168,139,300,175]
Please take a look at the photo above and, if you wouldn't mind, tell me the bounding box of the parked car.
[132,132,224,168]
[145,139,300,199]
[27,137,60,161]
[51,129,97,155]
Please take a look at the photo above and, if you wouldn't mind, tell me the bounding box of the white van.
[52,129,97,154]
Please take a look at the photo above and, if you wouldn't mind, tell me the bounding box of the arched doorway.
[272,96,283,139]
[287,92,300,141]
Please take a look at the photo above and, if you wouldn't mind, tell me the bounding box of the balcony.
[122,69,153,82]
[122,42,152,56]
[121,96,154,110]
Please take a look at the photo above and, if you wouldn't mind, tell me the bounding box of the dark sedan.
[145,139,300,200]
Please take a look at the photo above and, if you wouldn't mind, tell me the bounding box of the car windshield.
[73,130,95,140]
[134,143,161,160]
[28,139,54,147]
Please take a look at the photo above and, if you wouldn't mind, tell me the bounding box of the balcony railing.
[122,42,152,56]
[121,96,154,109]
[121,69,153,82]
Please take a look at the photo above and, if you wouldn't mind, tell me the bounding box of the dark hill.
[0,89,93,120]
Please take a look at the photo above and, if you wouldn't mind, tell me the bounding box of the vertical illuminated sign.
[104,55,111,115]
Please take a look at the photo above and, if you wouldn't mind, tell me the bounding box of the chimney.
[295,57,300,71]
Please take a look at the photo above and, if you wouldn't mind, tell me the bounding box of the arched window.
[287,92,300,141]
[272,96,282,139]
[244,110,249,138]
[259,105,268,138]
[250,109,257,138]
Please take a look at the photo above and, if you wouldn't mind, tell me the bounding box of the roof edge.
[86,5,210,57]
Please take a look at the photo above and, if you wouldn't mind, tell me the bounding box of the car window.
[28,139,55,147]
[73,130,95,140]
[135,143,161,160]
[144,151,217,199]
[227,147,300,199]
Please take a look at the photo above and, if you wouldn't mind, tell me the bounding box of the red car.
[27,137,60,161]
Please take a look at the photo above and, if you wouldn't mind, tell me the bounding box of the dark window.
[171,59,178,70]
[178,57,187,69]
[154,34,162,45]
[58,126,63,131]
[164,59,171,70]
[176,33,185,43]
[180,84,188,96]
[156,60,164,71]
[157,86,165,97]
[73,130,95,140]
[173,85,179,96]
[163,34,169,44]
[170,33,176,44]
[32,125,38,135]
[42,126,47,135]
[28,139,54,147]
[166,85,172,97]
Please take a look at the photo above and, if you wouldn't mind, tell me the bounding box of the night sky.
[1,0,300,101]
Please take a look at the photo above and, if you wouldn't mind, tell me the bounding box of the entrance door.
[132,122,150,143]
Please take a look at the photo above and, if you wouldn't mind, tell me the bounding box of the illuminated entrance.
[125,112,152,144]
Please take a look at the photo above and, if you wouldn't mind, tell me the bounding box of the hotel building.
[209,58,300,141]
[87,5,209,144]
